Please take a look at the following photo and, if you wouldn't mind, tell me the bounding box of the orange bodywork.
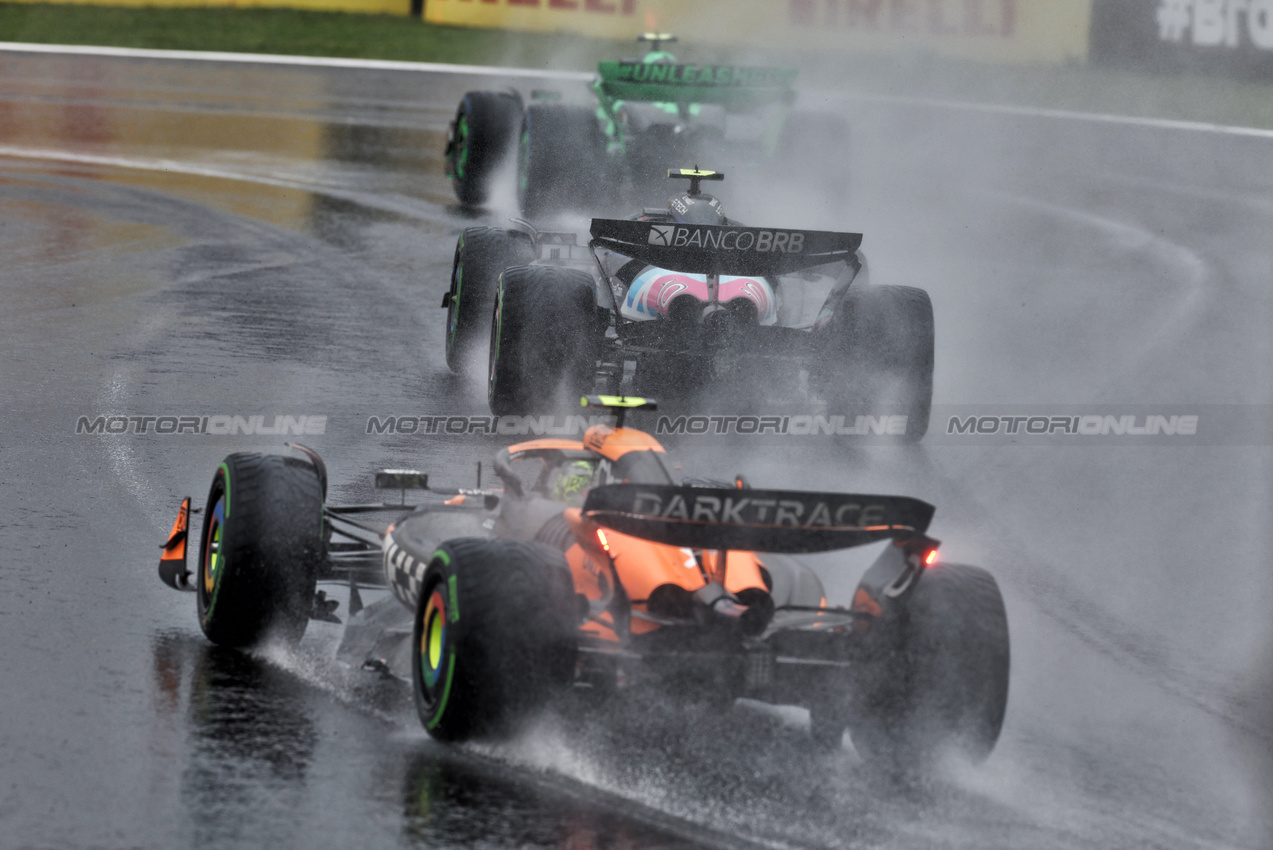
[582,424,665,458]
[561,508,767,641]
[506,438,587,454]
[507,425,767,643]
[509,424,666,463]
[161,497,190,564]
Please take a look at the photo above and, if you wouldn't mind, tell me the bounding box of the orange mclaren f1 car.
[158,397,1008,767]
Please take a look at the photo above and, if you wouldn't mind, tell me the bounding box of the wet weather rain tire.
[488,264,601,415]
[446,91,523,207]
[196,453,324,648]
[445,227,535,372]
[848,563,1010,772]
[412,538,579,741]
[816,284,934,442]
[518,103,605,220]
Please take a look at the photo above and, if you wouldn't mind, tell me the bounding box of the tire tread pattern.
[817,284,934,441]
[848,562,1010,770]
[198,453,323,648]
[413,537,578,741]
[446,227,534,372]
[450,91,522,207]
[489,264,600,415]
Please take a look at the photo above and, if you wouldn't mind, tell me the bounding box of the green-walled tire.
[196,453,324,648]
[411,538,578,741]
[445,90,523,207]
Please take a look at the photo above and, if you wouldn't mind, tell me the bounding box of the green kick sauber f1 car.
[444,34,849,218]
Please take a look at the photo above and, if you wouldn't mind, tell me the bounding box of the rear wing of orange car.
[582,484,934,554]
[590,219,861,277]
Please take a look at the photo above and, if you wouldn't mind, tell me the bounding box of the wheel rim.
[454,113,470,179]
[203,504,223,594]
[420,588,448,693]
[487,281,503,406]
[200,481,227,618]
[448,259,463,345]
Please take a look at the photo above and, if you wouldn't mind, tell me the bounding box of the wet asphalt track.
[0,47,1271,849]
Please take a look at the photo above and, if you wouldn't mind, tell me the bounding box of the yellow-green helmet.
[550,460,597,505]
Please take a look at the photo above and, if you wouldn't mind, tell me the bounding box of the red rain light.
[923,548,939,567]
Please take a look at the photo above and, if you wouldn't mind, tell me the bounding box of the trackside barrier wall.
[424,0,1093,65]
[1090,0,1273,78]
[2,0,411,14]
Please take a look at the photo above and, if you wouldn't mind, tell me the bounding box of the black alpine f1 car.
[443,34,848,218]
[158,397,1008,769]
[442,169,934,440]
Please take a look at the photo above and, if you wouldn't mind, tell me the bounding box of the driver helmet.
[670,192,726,226]
[549,460,597,505]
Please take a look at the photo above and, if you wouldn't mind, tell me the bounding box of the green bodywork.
[595,61,798,105]
[562,56,798,159]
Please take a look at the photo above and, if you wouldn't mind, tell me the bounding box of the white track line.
[2,41,1271,139]
[0,40,592,81]
[835,91,1273,140]
[0,144,440,219]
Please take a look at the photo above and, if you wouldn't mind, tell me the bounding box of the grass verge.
[0,3,632,68]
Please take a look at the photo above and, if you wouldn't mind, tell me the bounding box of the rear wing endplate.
[590,219,861,276]
[582,484,934,553]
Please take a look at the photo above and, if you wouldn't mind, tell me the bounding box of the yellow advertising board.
[424,0,1092,64]
[2,0,410,14]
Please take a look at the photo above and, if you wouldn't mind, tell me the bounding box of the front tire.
[488,265,602,415]
[412,538,579,741]
[196,453,324,648]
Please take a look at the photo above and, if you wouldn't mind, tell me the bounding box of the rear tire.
[518,104,606,220]
[815,284,934,442]
[196,453,324,648]
[847,563,1010,771]
[412,538,578,741]
[445,227,535,373]
[488,265,602,415]
[446,90,523,207]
